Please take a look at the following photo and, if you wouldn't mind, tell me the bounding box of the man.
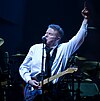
[19,7,89,101]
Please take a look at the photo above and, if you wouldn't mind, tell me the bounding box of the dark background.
[0,0,100,101]
[0,0,100,59]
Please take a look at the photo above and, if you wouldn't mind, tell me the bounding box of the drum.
[73,81,99,97]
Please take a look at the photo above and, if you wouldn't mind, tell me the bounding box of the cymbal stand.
[68,54,81,101]
[70,73,75,101]
[3,52,12,101]
[4,52,12,87]
[75,75,81,101]
[69,73,82,101]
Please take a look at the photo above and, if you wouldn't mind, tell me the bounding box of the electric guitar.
[24,67,78,100]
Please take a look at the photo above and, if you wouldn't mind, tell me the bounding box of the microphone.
[42,36,47,43]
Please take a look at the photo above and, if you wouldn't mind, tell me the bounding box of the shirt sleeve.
[64,19,88,57]
[19,46,33,83]
[72,18,88,45]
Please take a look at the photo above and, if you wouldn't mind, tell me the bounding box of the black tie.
[45,46,58,78]
[45,47,52,77]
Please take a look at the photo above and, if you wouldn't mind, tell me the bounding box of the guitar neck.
[39,67,77,86]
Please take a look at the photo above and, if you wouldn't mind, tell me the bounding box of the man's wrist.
[28,80,32,84]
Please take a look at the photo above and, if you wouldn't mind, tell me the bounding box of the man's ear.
[56,36,61,43]
[57,36,61,40]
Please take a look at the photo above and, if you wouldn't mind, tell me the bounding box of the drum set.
[0,38,100,101]
[0,38,25,101]
[65,55,100,101]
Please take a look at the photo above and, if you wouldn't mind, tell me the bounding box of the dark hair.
[48,24,64,38]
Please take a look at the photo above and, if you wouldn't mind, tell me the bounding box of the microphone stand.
[41,40,46,101]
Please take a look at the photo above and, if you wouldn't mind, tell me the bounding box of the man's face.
[44,28,60,47]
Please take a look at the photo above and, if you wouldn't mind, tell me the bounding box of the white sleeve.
[64,19,88,58]
[19,46,33,83]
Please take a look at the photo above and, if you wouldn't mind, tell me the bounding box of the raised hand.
[81,1,89,19]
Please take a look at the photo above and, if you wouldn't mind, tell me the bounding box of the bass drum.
[74,81,99,97]
[71,80,100,101]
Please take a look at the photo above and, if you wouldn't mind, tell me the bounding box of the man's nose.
[44,33,48,37]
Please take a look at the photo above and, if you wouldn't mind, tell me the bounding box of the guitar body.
[24,67,78,101]
[24,83,42,101]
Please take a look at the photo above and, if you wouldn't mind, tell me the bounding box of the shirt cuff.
[24,75,32,83]
[81,19,88,30]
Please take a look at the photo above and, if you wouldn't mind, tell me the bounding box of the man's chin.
[45,42,50,47]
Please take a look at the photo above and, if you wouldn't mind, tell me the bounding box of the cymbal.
[75,56,86,60]
[84,78,92,82]
[81,61,100,71]
[0,38,4,46]
[12,53,26,57]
